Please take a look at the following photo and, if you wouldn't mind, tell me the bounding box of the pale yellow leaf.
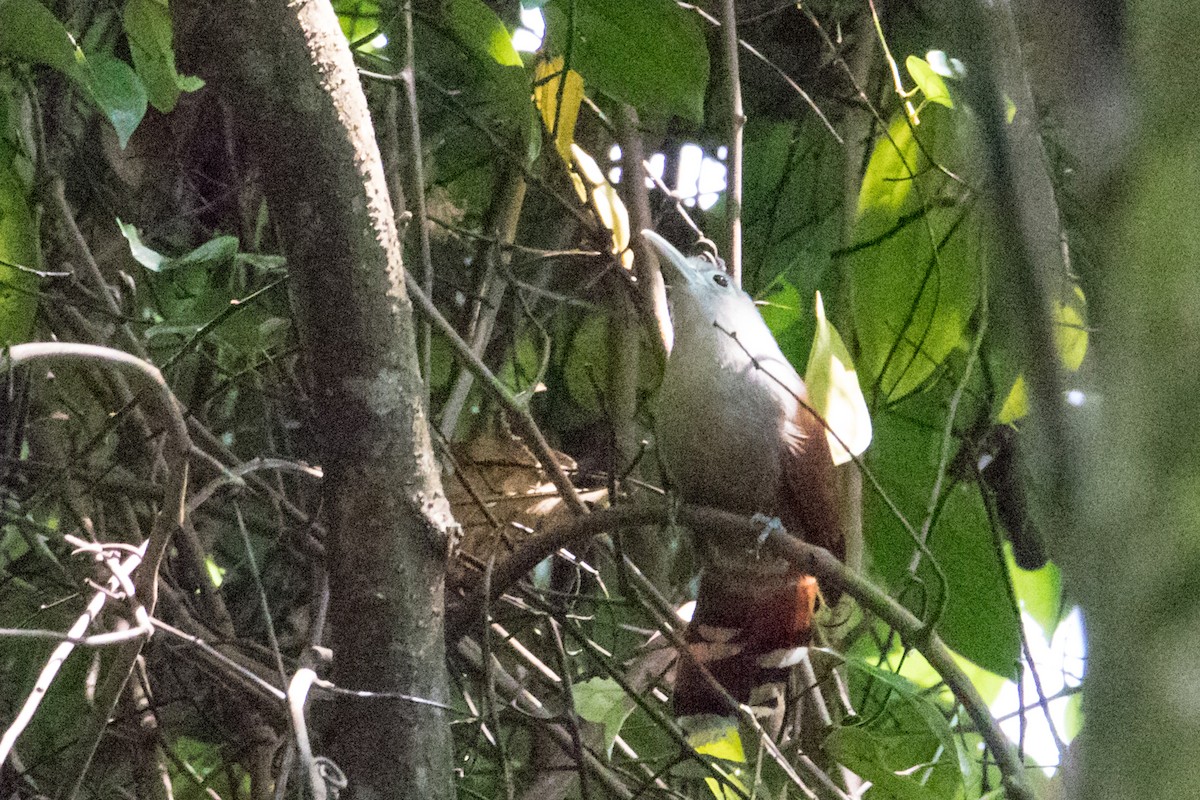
[570,144,631,268]
[534,57,584,163]
[805,291,872,464]
[684,717,747,800]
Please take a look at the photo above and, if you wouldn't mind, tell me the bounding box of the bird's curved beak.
[641,229,703,291]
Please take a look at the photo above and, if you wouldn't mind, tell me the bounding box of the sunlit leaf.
[570,143,631,268]
[543,0,708,122]
[0,161,38,345]
[124,0,204,113]
[683,716,747,800]
[445,0,523,68]
[851,106,980,403]
[1057,285,1089,371]
[1008,545,1063,644]
[806,290,872,464]
[204,555,225,587]
[534,57,584,162]
[572,677,634,758]
[998,286,1088,423]
[997,373,1029,425]
[906,55,953,109]
[1064,690,1084,740]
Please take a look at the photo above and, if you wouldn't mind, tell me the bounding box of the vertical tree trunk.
[173,2,456,797]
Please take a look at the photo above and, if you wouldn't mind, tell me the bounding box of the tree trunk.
[173,2,456,797]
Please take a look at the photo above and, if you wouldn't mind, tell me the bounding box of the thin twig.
[455,502,1036,800]
[719,0,745,284]
[678,3,842,143]
[404,272,588,516]
[0,544,149,766]
[399,1,435,408]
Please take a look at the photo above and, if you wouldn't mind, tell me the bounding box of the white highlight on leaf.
[992,609,1085,775]
[512,7,545,52]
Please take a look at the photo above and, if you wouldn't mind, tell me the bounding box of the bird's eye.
[712,273,729,288]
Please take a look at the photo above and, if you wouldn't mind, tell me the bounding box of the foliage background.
[0,0,1171,798]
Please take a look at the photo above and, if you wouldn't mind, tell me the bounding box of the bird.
[643,229,844,725]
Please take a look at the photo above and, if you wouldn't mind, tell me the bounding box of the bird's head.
[641,229,762,351]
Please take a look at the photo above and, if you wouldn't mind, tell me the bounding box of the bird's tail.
[673,568,819,723]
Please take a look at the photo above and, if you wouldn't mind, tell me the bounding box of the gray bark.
[173,2,456,797]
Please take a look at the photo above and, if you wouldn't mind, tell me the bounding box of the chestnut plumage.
[646,229,843,722]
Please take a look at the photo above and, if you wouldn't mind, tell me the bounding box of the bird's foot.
[750,513,786,556]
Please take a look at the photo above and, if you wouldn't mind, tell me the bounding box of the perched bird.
[644,229,843,723]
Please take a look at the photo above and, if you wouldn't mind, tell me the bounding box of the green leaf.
[162,235,240,272]
[204,555,225,587]
[681,716,747,800]
[1063,690,1084,739]
[497,329,547,403]
[336,0,381,43]
[543,0,708,122]
[741,119,843,297]
[572,677,634,758]
[806,290,872,464]
[1008,546,1063,643]
[997,285,1088,423]
[116,217,167,271]
[563,312,608,415]
[845,657,973,785]
[756,280,802,338]
[850,106,980,403]
[906,55,953,109]
[0,160,38,345]
[123,0,204,113]
[864,396,1022,678]
[445,0,523,67]
[824,727,942,800]
[0,0,80,76]
[564,311,658,418]
[80,53,148,148]
[235,252,287,272]
[933,482,1022,678]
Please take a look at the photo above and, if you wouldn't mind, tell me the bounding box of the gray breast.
[656,343,787,517]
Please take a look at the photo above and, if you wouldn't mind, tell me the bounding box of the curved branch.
[450,501,1034,800]
[0,343,191,796]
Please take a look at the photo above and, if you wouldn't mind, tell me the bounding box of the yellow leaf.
[805,292,872,464]
[684,717,747,800]
[570,144,632,269]
[997,374,1029,424]
[534,57,583,163]
[998,286,1087,423]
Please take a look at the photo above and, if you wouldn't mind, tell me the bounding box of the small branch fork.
[0,537,152,766]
